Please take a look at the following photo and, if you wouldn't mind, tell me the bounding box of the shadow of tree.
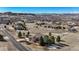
[60,40,66,42]
[55,43,69,47]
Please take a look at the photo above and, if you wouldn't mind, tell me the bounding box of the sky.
[0,7,79,14]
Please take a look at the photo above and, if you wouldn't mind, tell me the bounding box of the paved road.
[0,26,32,51]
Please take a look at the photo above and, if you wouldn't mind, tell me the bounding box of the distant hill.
[0,12,79,24]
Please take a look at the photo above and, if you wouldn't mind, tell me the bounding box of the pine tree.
[26,31,30,38]
[56,36,61,43]
[48,39,52,45]
[39,36,45,46]
[0,34,4,41]
[50,36,55,44]
[18,31,22,38]
[43,35,49,44]
[49,32,52,36]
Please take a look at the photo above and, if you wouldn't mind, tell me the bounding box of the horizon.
[0,7,79,14]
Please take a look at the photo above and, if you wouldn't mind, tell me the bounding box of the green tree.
[48,39,52,45]
[21,24,27,30]
[43,35,49,44]
[56,36,61,43]
[0,34,4,41]
[18,31,22,38]
[23,33,25,37]
[49,32,52,36]
[50,36,55,44]
[39,36,45,46]
[23,21,26,26]
[26,31,30,38]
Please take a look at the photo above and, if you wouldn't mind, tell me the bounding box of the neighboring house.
[67,22,77,26]
[31,33,42,43]
[14,21,26,30]
[14,21,28,38]
[68,27,78,32]
[0,16,10,24]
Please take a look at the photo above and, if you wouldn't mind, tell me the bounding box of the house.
[14,20,27,30]
[68,27,78,32]
[30,33,43,43]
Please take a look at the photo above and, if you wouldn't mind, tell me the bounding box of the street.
[0,25,32,51]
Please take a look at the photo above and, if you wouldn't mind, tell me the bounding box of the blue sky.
[0,7,79,14]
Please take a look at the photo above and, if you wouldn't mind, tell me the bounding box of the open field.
[3,20,79,51]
